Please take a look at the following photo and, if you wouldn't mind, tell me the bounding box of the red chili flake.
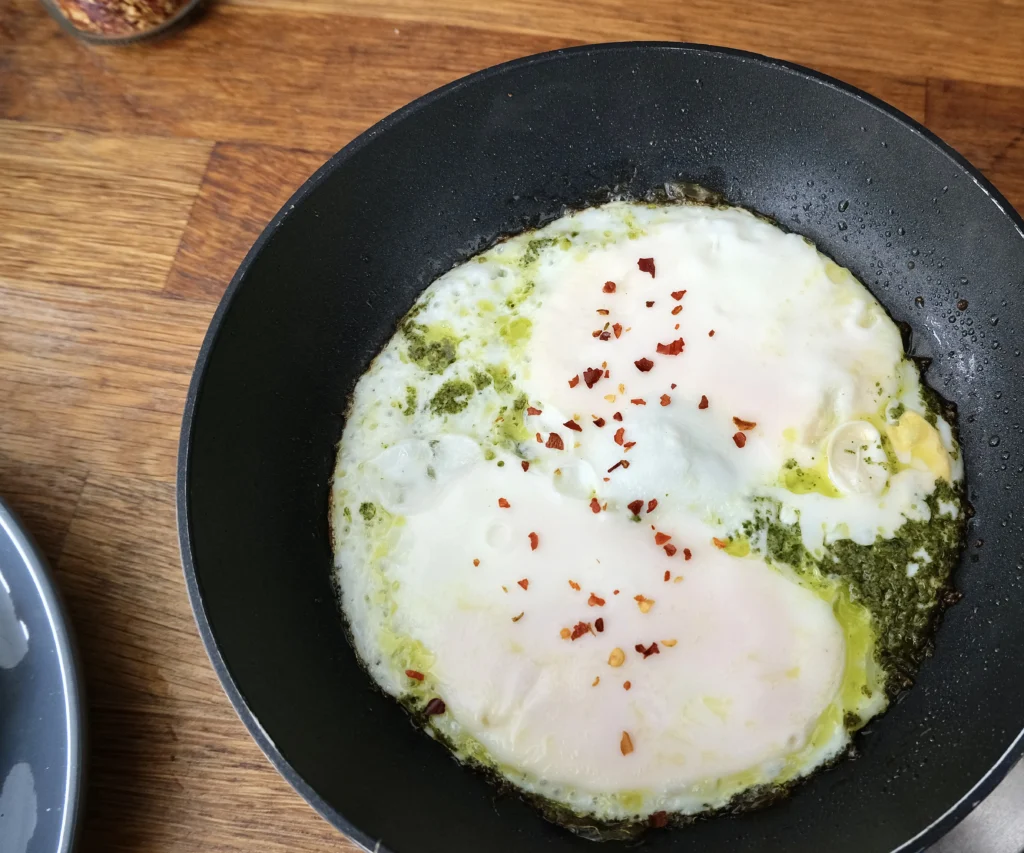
[623,441,636,450]
[660,394,671,406]
[596,308,610,315]
[650,811,669,829]
[546,433,565,450]
[623,681,632,691]
[683,548,692,560]
[527,406,543,416]
[614,427,626,446]
[712,537,728,549]
[709,329,716,337]
[599,331,612,341]
[521,461,530,472]
[670,383,677,389]
[654,532,672,546]
[529,532,539,550]
[406,669,425,681]
[638,257,656,277]
[671,290,686,300]
[569,580,581,591]
[635,642,660,659]
[564,420,583,432]
[612,323,623,339]
[595,617,605,632]
[630,398,646,406]
[664,545,677,557]
[425,698,446,716]
[698,395,709,410]
[473,558,480,567]
[674,323,680,330]
[568,375,580,388]
[733,416,757,431]
[593,417,606,427]
[647,499,658,513]
[512,611,524,622]
[733,432,747,448]
[656,338,685,356]
[588,592,606,607]
[664,569,671,581]
[627,499,644,515]
[498,497,511,508]
[634,357,654,372]
[604,369,610,378]
[645,300,655,307]
[671,305,682,316]
[592,330,602,338]
[603,281,616,293]
[613,412,623,421]
[570,621,592,641]
[590,497,602,514]
[583,367,603,388]
[518,578,529,590]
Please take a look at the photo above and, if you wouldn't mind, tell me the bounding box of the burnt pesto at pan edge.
[331,200,965,832]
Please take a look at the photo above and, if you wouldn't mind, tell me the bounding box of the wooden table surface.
[2,1,1024,850]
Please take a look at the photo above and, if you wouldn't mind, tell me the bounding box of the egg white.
[332,201,962,822]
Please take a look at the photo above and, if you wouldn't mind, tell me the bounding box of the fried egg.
[332,201,964,825]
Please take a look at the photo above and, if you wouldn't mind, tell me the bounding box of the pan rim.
[176,40,1024,853]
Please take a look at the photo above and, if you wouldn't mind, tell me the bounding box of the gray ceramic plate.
[0,498,84,853]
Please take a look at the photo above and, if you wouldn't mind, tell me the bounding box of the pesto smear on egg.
[331,200,964,832]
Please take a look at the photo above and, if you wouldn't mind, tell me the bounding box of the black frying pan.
[177,43,1024,853]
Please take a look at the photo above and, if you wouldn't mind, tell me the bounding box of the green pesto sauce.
[359,501,377,522]
[407,330,458,374]
[403,386,417,416]
[470,368,492,390]
[429,379,475,415]
[519,236,570,268]
[743,481,963,691]
[496,393,530,448]
[486,364,516,395]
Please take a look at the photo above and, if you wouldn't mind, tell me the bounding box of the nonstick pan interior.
[179,43,1024,853]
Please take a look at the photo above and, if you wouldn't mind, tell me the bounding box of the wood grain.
[0,0,1022,850]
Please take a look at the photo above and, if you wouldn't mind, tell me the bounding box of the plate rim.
[0,497,86,853]
[176,40,1024,853]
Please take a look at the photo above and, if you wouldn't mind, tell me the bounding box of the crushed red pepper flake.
[627,499,644,515]
[634,357,654,372]
[635,595,654,613]
[583,367,604,388]
[425,698,446,716]
[613,412,623,421]
[660,394,671,406]
[654,532,672,546]
[623,680,632,691]
[623,441,636,450]
[569,580,581,591]
[630,398,646,406]
[596,308,610,315]
[546,433,565,450]
[713,537,728,549]
[498,497,511,508]
[560,628,571,639]
[635,642,661,658]
[664,569,671,581]
[564,420,583,432]
[709,329,716,337]
[604,369,610,378]
[529,532,539,550]
[588,592,606,607]
[647,499,658,513]
[671,290,686,300]
[614,427,626,446]
[527,406,543,416]
[612,323,623,339]
[593,417,606,427]
[670,383,677,389]
[664,544,677,557]
[599,331,612,341]
[568,374,580,388]
[638,257,656,277]
[650,811,669,829]
[733,416,757,431]
[570,621,592,640]
[646,300,655,307]
[671,305,682,316]
[521,461,530,472]
[698,395,709,410]
[603,281,617,293]
[656,338,685,356]
[406,669,425,681]
[595,617,605,633]
[592,330,602,339]
[518,578,529,590]
[620,731,634,755]
[614,589,620,595]
[590,497,602,514]
[473,558,480,567]
[732,432,747,448]
[683,548,692,560]
[512,612,524,623]
[592,676,600,686]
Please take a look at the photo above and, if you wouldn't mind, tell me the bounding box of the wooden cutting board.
[2,1,1022,849]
